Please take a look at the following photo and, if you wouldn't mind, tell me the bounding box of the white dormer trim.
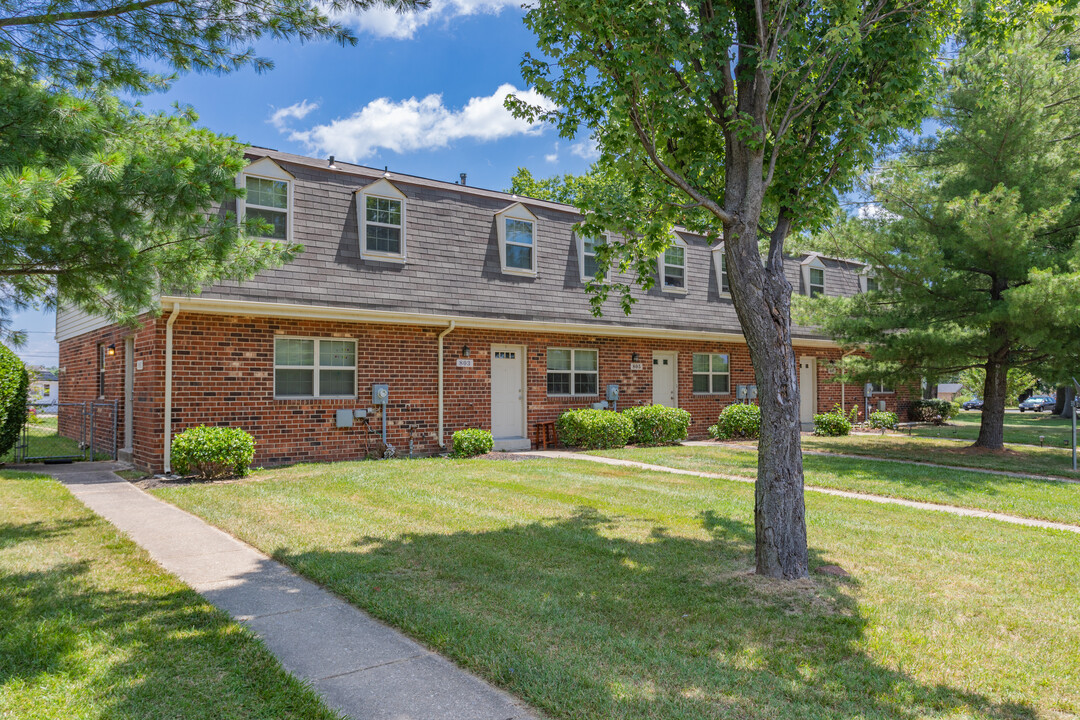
[858,265,878,293]
[237,157,295,244]
[356,178,408,264]
[711,243,730,297]
[657,233,688,294]
[801,253,827,297]
[576,231,609,283]
[496,202,539,277]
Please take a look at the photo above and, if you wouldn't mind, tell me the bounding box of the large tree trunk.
[1056,386,1075,418]
[975,351,1009,450]
[724,201,808,579]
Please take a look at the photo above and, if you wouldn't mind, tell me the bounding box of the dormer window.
[859,267,879,293]
[495,203,538,277]
[658,235,688,293]
[801,254,827,298]
[358,178,407,262]
[237,157,294,243]
[578,233,607,282]
[711,244,730,296]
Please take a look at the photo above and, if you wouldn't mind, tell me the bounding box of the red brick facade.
[59,312,913,472]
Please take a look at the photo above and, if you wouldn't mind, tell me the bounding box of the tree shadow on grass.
[0,519,338,719]
[275,506,1035,720]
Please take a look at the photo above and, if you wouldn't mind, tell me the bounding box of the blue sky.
[18,0,594,367]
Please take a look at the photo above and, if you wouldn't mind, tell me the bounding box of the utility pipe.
[437,320,456,449]
[163,302,181,473]
[839,348,859,414]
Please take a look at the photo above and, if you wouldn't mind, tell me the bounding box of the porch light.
[107,344,116,356]
[461,344,470,358]
[631,352,640,362]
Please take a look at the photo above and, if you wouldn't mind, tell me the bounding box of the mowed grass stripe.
[154,458,1079,720]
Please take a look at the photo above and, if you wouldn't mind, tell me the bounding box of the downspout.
[163,302,181,473]
[437,320,456,449]
[840,349,859,414]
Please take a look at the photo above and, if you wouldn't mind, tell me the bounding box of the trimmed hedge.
[712,403,761,440]
[0,344,28,458]
[171,426,255,480]
[909,398,959,424]
[869,410,898,430]
[624,404,691,446]
[451,428,493,458]
[556,408,634,449]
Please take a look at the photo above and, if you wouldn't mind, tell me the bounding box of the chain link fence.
[11,401,117,463]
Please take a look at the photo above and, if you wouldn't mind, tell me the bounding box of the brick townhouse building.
[56,148,910,472]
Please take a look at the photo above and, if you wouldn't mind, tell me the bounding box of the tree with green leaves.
[0,61,299,325]
[0,0,423,92]
[509,1,952,578]
[805,14,1080,450]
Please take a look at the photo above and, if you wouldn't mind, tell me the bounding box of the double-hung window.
[579,233,607,281]
[97,344,106,398]
[496,203,539,276]
[868,381,892,394]
[661,246,686,291]
[547,348,598,396]
[718,254,729,294]
[809,267,825,297]
[692,353,730,394]
[358,178,407,261]
[274,337,356,398]
[244,176,290,240]
[865,276,878,292]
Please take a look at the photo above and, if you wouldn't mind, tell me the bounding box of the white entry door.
[799,356,817,423]
[491,345,526,444]
[652,352,678,407]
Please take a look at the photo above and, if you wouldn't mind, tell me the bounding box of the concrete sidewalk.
[32,462,538,720]
[527,450,1080,534]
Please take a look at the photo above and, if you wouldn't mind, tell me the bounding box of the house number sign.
[630,362,643,371]
[456,358,474,367]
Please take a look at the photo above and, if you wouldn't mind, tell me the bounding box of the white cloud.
[570,138,600,161]
[288,84,557,161]
[268,100,319,130]
[338,0,521,40]
[856,203,899,221]
[545,142,559,163]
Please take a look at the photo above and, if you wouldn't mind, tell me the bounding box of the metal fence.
[15,401,117,463]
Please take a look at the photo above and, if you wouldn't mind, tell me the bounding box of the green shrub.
[0,345,28,458]
[556,408,634,449]
[869,410,898,430]
[713,403,761,440]
[171,425,255,480]
[623,404,691,446]
[451,428,493,458]
[813,405,853,437]
[909,398,958,424]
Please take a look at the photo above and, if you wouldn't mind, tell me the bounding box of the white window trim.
[357,178,407,263]
[496,202,539,277]
[577,231,610,283]
[237,157,294,245]
[869,381,894,395]
[801,254,827,297]
[858,266,878,293]
[692,352,732,395]
[546,347,599,397]
[273,335,358,400]
[657,234,688,295]
[711,243,730,297]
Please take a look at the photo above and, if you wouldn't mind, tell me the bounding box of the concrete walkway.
[35,462,538,720]
[527,450,1080,534]
[681,440,1080,485]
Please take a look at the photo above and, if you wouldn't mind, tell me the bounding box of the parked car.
[1018,396,1055,412]
[961,398,983,410]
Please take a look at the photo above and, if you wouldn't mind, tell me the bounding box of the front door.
[652,352,678,407]
[799,356,817,423]
[491,345,526,442]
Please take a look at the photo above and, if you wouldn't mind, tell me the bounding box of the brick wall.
[59,312,916,472]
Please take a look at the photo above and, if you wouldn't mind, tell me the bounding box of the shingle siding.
[198,150,863,341]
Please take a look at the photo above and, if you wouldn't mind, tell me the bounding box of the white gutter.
[437,320,456,449]
[840,348,859,411]
[163,302,181,473]
[160,296,843,349]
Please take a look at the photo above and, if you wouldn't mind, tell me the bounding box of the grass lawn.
[0,415,85,463]
[911,410,1074,447]
[592,444,1080,525]
[0,470,342,720]
[153,458,1079,720]
[800,434,1079,481]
